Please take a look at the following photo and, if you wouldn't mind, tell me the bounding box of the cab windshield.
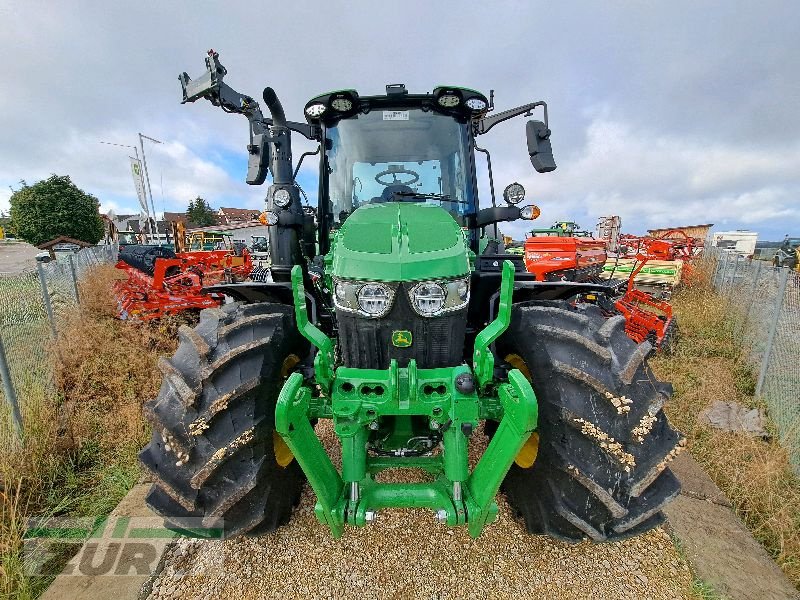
[324,108,476,228]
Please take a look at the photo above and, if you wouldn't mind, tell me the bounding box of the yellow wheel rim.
[281,354,301,377]
[504,353,532,381]
[504,353,539,469]
[515,432,539,468]
[273,354,301,467]
[273,431,295,468]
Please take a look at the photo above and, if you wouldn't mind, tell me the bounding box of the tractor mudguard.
[201,281,294,304]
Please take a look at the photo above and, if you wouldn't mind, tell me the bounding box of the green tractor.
[140,51,683,541]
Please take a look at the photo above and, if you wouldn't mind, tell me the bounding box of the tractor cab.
[300,85,552,260]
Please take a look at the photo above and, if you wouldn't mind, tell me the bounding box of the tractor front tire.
[139,303,306,538]
[499,302,685,542]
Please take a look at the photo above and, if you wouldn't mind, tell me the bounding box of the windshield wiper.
[393,191,467,204]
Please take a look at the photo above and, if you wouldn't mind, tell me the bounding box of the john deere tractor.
[140,51,683,541]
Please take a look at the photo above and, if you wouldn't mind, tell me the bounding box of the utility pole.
[139,133,163,243]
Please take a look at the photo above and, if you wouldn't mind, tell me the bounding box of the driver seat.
[369,184,415,203]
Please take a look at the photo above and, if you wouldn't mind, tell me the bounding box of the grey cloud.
[1,0,798,241]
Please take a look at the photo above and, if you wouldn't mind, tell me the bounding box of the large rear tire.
[498,302,685,542]
[139,302,307,538]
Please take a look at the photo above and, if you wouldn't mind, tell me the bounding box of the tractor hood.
[328,203,470,281]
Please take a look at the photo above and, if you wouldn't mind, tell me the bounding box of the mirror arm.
[476,206,521,228]
[475,101,548,135]
[473,143,496,208]
[293,146,321,181]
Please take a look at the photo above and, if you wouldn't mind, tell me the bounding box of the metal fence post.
[716,252,729,289]
[729,255,740,293]
[742,259,763,334]
[67,254,80,304]
[0,333,23,440]
[755,266,790,397]
[36,261,58,339]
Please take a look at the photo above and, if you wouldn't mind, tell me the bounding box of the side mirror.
[246,133,270,185]
[526,120,556,173]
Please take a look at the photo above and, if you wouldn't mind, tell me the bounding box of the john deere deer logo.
[391,330,412,348]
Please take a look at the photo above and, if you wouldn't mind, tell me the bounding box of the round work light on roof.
[305,103,327,118]
[465,97,487,111]
[437,93,461,108]
[331,97,353,112]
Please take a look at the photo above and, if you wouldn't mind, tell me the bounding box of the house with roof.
[106,210,172,245]
[217,207,261,225]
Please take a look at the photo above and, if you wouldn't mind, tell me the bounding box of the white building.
[188,221,271,247]
[711,230,758,256]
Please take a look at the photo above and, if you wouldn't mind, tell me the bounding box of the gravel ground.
[146,422,693,600]
[0,240,40,273]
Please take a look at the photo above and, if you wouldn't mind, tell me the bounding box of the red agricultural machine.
[114,244,252,320]
[523,222,607,281]
[521,221,701,351]
[609,230,702,350]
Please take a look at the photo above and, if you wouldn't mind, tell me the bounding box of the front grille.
[336,284,466,370]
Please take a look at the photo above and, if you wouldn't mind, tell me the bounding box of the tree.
[9,175,104,246]
[186,196,216,227]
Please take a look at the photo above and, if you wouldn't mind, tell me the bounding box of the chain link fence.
[0,244,118,439]
[709,246,800,475]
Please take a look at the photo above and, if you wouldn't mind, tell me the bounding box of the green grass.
[671,533,726,599]
[652,281,800,588]
[1,265,176,599]
[690,579,725,600]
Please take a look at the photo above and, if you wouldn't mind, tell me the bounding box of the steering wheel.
[375,166,420,187]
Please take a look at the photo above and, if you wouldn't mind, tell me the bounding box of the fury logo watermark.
[23,516,222,577]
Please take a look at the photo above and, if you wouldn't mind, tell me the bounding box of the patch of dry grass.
[651,264,800,588]
[1,264,179,598]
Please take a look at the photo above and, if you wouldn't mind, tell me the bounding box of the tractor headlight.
[333,279,396,318]
[409,277,469,317]
[411,282,445,316]
[273,188,292,208]
[358,284,392,316]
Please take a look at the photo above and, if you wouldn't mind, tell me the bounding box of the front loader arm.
[178,50,317,185]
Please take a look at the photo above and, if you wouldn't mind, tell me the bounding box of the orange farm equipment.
[609,232,698,350]
[523,224,607,282]
[114,245,253,320]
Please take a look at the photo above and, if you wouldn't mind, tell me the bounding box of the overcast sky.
[2,1,799,241]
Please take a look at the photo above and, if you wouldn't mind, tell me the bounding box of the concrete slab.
[669,451,731,507]
[665,456,799,600]
[39,484,173,600]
